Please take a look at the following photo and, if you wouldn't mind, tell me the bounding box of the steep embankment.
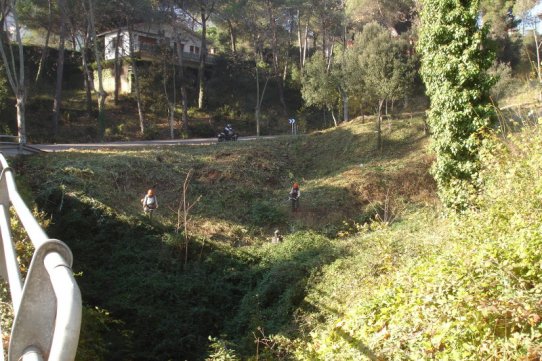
[292,128,542,360]
[16,117,436,360]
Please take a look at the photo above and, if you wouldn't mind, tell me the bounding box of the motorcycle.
[217,132,238,142]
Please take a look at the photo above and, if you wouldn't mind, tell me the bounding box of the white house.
[97,22,216,94]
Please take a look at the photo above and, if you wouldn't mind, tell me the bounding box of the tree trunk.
[326,43,334,72]
[255,62,269,137]
[134,64,145,134]
[255,65,260,137]
[52,0,67,138]
[341,88,349,122]
[35,0,52,83]
[170,64,176,139]
[227,19,237,54]
[255,107,260,137]
[377,99,384,151]
[166,88,175,140]
[16,90,27,143]
[267,0,288,116]
[81,34,93,115]
[163,54,176,139]
[127,30,145,134]
[534,28,542,101]
[322,17,327,61]
[172,7,189,134]
[297,10,303,70]
[198,8,207,109]
[302,21,309,67]
[114,28,122,105]
[331,108,338,127]
[0,3,27,143]
[88,0,106,139]
[283,10,294,83]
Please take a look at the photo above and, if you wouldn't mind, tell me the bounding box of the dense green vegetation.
[418,0,496,210]
[10,114,542,360]
[4,0,542,360]
[11,118,433,360]
[297,126,542,359]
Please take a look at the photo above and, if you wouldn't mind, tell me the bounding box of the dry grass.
[24,116,437,242]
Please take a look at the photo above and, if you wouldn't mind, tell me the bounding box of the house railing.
[0,153,81,361]
[137,43,216,64]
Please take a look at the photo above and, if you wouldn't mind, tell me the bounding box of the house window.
[138,36,158,52]
[190,45,194,53]
[195,47,200,54]
[139,36,157,45]
[181,43,185,52]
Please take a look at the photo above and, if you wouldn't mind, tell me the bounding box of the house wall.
[104,31,130,61]
[98,23,217,94]
[103,24,214,61]
[94,64,132,95]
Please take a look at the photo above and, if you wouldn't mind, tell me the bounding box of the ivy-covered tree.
[418,0,495,211]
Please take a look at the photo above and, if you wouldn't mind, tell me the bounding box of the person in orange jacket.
[289,183,300,212]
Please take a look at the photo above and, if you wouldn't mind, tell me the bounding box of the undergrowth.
[291,126,542,360]
[13,117,438,360]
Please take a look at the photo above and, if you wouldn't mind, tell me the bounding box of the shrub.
[189,120,216,138]
[489,61,518,101]
[249,200,286,226]
[205,336,239,361]
[295,126,542,360]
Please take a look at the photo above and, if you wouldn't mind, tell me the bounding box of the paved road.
[33,135,277,152]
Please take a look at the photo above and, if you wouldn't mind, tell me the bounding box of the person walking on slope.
[141,188,158,218]
[289,183,300,212]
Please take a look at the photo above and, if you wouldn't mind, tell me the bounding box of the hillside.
[295,126,542,360]
[10,117,434,360]
[16,116,542,360]
[20,117,434,239]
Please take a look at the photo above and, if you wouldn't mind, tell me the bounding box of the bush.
[189,120,216,138]
[249,200,286,226]
[227,232,339,356]
[295,126,542,360]
[489,61,519,101]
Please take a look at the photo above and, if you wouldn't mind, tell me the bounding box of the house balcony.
[135,43,216,66]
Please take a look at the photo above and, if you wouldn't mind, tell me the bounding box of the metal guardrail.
[0,136,19,143]
[0,153,81,361]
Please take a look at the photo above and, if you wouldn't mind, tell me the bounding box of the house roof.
[97,22,202,40]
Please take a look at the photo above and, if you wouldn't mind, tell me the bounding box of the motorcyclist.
[224,123,234,137]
